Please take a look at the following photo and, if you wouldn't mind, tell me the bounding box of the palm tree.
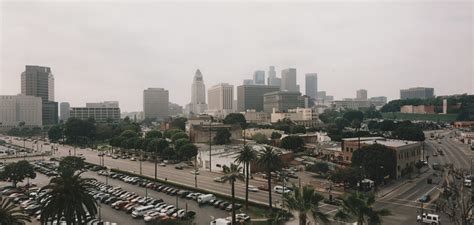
[222,163,244,224]
[39,168,97,225]
[283,185,329,225]
[0,196,31,225]
[257,146,283,211]
[234,144,257,209]
[334,192,390,225]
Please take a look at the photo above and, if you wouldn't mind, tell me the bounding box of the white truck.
[197,194,216,204]
[417,213,440,224]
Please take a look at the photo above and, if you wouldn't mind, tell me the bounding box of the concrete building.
[243,79,254,85]
[253,70,265,85]
[400,87,435,100]
[341,137,422,179]
[271,107,320,127]
[121,111,144,122]
[236,85,280,112]
[356,89,368,100]
[185,114,213,133]
[208,83,234,111]
[0,95,42,130]
[243,128,283,139]
[189,123,242,143]
[267,66,281,87]
[189,69,207,114]
[59,102,70,122]
[21,65,58,125]
[281,68,298,92]
[370,96,387,104]
[263,91,301,113]
[400,105,435,114]
[70,101,121,123]
[305,73,318,99]
[169,102,183,116]
[143,88,169,120]
[333,99,372,110]
[241,110,271,124]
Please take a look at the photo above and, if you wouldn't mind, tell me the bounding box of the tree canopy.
[223,113,247,129]
[252,133,269,144]
[280,135,305,152]
[213,128,231,145]
[392,124,425,141]
[0,161,36,187]
[351,144,397,183]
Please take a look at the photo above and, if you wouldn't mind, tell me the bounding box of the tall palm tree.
[0,196,31,225]
[234,144,257,209]
[222,163,244,225]
[257,146,283,211]
[283,185,329,225]
[39,169,97,225]
[334,192,390,225]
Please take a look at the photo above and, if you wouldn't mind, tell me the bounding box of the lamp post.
[209,118,212,172]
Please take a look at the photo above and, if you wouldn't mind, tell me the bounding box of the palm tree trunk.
[267,170,272,211]
[245,162,249,209]
[299,213,307,225]
[231,181,236,225]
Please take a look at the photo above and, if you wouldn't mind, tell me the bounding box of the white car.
[273,185,292,194]
[236,213,251,221]
[160,205,175,213]
[190,170,200,175]
[144,210,162,222]
[173,209,186,218]
[247,185,259,192]
[417,213,440,224]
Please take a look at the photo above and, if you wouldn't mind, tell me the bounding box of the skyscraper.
[253,70,265,85]
[208,83,234,110]
[400,87,434,100]
[305,73,318,99]
[190,69,207,114]
[281,68,298,92]
[267,66,281,87]
[356,89,368,100]
[243,79,254,85]
[59,102,70,122]
[21,65,58,125]
[143,88,169,120]
[237,85,280,112]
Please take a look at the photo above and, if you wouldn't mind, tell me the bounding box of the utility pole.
[209,119,212,172]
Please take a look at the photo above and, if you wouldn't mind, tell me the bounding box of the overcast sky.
[1,0,472,112]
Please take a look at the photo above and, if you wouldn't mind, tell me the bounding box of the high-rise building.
[189,69,207,114]
[59,102,70,122]
[400,87,435,100]
[0,95,42,130]
[237,85,280,112]
[253,70,265,85]
[281,68,298,92]
[305,73,318,99]
[267,66,281,87]
[263,91,301,113]
[208,83,234,110]
[70,101,121,123]
[169,102,183,116]
[21,65,58,125]
[243,79,254,85]
[143,88,169,120]
[356,89,368,100]
[369,96,387,104]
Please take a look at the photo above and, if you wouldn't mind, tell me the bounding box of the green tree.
[177,143,198,160]
[257,146,283,210]
[170,117,188,131]
[329,167,362,190]
[222,163,245,224]
[161,147,176,160]
[223,113,247,129]
[48,125,63,142]
[95,123,113,141]
[39,170,97,225]
[120,130,139,139]
[234,145,257,209]
[283,185,329,225]
[364,105,382,119]
[171,132,189,142]
[59,156,85,173]
[145,130,162,139]
[271,132,282,139]
[280,136,305,152]
[351,144,397,184]
[213,128,231,145]
[174,138,190,151]
[379,120,396,131]
[334,192,390,225]
[392,125,425,141]
[147,138,169,154]
[319,109,342,124]
[291,125,306,134]
[343,110,364,123]
[335,117,350,130]
[64,118,96,146]
[163,129,183,139]
[307,162,329,174]
[367,121,380,131]
[0,196,31,225]
[252,133,269,144]
[0,161,36,187]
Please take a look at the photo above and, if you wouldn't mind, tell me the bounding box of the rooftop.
[361,139,419,147]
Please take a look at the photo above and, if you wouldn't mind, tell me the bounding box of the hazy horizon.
[1,0,473,112]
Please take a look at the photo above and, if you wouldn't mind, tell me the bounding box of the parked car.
[247,185,259,192]
[417,213,440,224]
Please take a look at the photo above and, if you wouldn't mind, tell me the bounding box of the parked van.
[273,185,292,194]
[131,205,155,218]
[417,213,440,224]
[197,194,216,204]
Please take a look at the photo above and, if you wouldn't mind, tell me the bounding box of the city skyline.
[1,1,472,112]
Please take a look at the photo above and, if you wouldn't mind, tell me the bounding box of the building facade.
[281,68,298,92]
[242,110,271,124]
[21,65,58,125]
[305,73,318,99]
[263,91,301,113]
[189,69,207,114]
[400,105,435,114]
[271,107,320,127]
[400,87,435,100]
[189,123,242,143]
[59,102,70,122]
[356,89,368,100]
[370,96,387,104]
[236,85,280,112]
[143,88,169,120]
[208,83,234,111]
[0,95,42,129]
[253,70,265,85]
[267,66,281,87]
[70,101,121,123]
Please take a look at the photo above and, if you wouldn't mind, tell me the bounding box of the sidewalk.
[376,167,431,198]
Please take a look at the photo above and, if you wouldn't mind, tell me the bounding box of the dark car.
[419,194,431,203]
[179,191,191,198]
[219,202,230,210]
[213,200,223,207]
[226,203,242,211]
[175,165,184,170]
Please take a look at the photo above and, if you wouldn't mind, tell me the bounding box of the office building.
[0,95,42,130]
[370,96,387,104]
[143,88,169,120]
[21,65,58,125]
[400,87,435,100]
[281,68,298,92]
[243,79,254,85]
[59,102,70,122]
[356,89,368,100]
[305,73,318,99]
[253,70,265,85]
[208,83,234,111]
[267,66,281,87]
[189,69,207,114]
[236,85,280,112]
[169,102,183,116]
[70,101,121,123]
[263,91,301,113]
[271,107,320,127]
